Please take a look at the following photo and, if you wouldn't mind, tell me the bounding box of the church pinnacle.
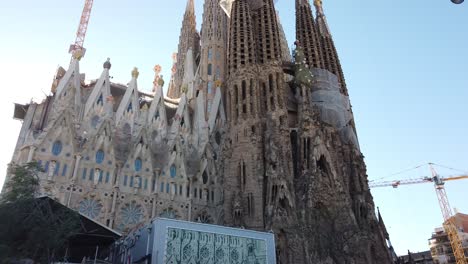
[167,0,200,99]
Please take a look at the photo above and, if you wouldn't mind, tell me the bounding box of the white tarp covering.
[310,69,360,150]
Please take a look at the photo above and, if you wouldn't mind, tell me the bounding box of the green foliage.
[0,162,81,263]
[2,162,40,203]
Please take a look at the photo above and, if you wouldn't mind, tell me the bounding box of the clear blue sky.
[0,0,467,256]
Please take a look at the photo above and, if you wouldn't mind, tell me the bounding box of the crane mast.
[369,164,468,264]
[430,165,467,264]
[69,0,94,59]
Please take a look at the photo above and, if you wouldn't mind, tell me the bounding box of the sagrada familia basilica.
[6,0,394,262]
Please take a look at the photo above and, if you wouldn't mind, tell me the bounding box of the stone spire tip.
[103,58,111,69]
[132,67,139,79]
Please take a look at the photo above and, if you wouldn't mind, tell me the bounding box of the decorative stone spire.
[199,0,228,116]
[228,0,256,74]
[314,0,348,95]
[168,0,200,99]
[295,0,323,68]
[254,0,282,64]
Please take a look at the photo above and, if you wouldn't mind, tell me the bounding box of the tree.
[0,162,81,263]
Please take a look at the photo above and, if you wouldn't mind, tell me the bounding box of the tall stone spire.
[314,0,348,94]
[295,0,323,69]
[199,0,228,115]
[253,0,282,64]
[167,0,200,99]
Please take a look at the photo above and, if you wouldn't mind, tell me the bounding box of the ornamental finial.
[103,58,111,69]
[314,0,324,15]
[73,50,84,61]
[132,67,139,79]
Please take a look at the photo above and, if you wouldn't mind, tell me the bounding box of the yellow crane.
[369,163,468,264]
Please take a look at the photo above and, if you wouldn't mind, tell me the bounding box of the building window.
[170,165,176,178]
[98,170,103,182]
[54,162,60,176]
[207,64,212,75]
[96,150,105,164]
[215,67,221,80]
[130,176,134,187]
[124,175,128,186]
[208,48,213,60]
[52,141,62,156]
[82,168,87,180]
[135,158,142,172]
[166,183,170,193]
[160,182,164,192]
[62,164,67,176]
[105,172,110,183]
[89,169,94,181]
[194,188,198,198]
[208,81,213,94]
[144,178,148,190]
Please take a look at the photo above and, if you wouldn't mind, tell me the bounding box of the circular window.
[96,150,105,164]
[135,158,142,172]
[52,141,62,156]
[170,165,176,178]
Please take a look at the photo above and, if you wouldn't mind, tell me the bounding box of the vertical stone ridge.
[168,0,200,99]
[295,0,323,69]
[314,0,348,95]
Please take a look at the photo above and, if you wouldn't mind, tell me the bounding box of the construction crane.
[68,0,94,60]
[369,163,468,264]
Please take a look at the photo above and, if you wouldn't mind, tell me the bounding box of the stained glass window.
[82,168,87,179]
[170,165,176,178]
[78,199,102,219]
[166,183,170,193]
[89,169,94,181]
[130,176,134,187]
[54,162,60,176]
[207,64,212,75]
[105,172,110,183]
[124,175,128,186]
[135,158,142,172]
[120,202,143,225]
[62,164,67,177]
[96,150,105,164]
[44,161,50,173]
[52,141,62,156]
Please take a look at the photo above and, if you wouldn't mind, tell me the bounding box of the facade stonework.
[6,0,393,263]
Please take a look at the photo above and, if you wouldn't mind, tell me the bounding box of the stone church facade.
[6,0,393,263]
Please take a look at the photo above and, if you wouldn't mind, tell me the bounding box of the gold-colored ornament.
[132,67,139,79]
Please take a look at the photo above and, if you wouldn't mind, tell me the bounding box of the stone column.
[71,155,82,182]
[27,146,36,163]
[109,187,119,228]
[48,160,56,181]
